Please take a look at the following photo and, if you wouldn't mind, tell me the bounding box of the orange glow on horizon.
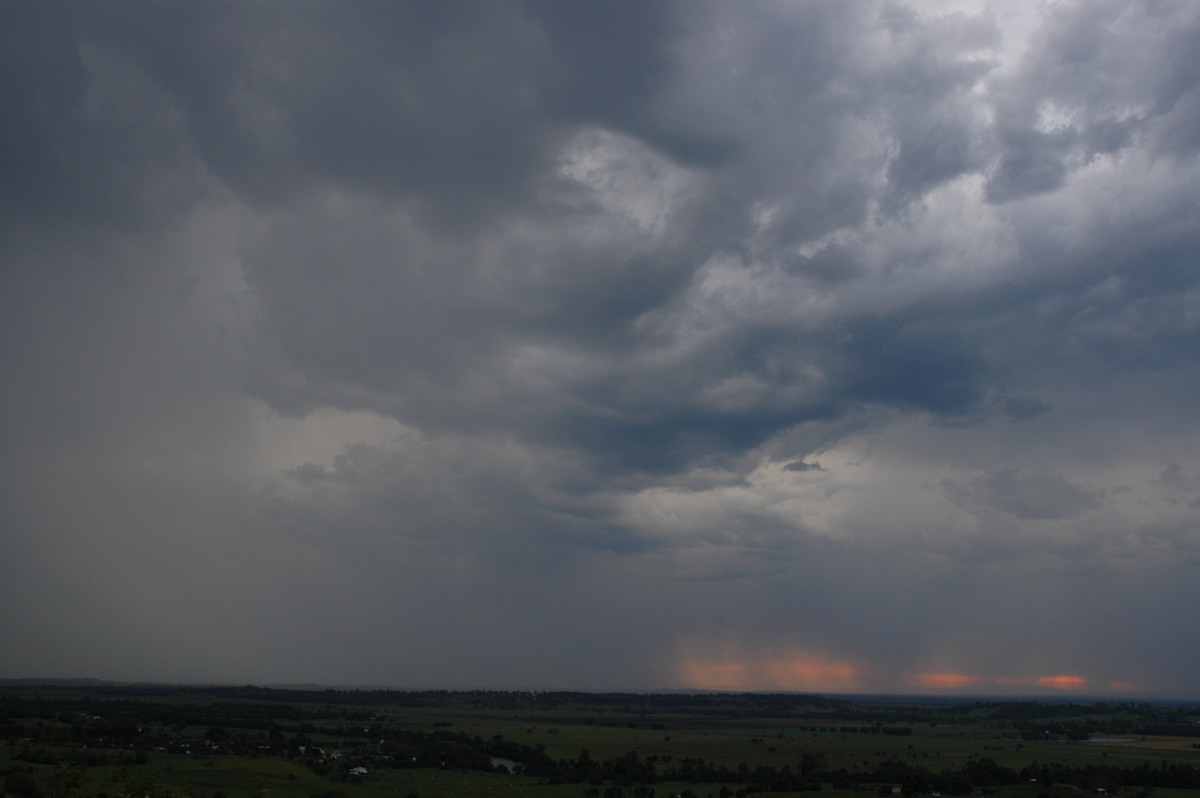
[910,672,1091,691]
[910,672,987,689]
[677,648,862,692]
[765,656,859,689]
[679,644,1102,695]
[1036,675,1088,690]
[677,661,750,691]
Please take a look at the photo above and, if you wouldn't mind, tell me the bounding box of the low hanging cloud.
[3,0,1199,697]
[942,468,1102,521]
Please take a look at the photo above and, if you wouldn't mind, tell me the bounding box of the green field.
[2,686,1198,797]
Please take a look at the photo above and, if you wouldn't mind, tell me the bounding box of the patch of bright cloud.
[250,404,410,475]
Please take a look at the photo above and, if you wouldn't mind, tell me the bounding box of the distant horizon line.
[2,677,1196,705]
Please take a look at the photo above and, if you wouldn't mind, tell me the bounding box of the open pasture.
[2,686,1198,797]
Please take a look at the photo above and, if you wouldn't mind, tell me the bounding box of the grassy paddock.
[2,687,1198,797]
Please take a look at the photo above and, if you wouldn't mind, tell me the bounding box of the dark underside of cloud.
[3,0,1199,697]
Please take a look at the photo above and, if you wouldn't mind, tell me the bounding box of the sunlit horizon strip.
[677,649,864,692]
[679,659,1138,693]
[911,672,1100,691]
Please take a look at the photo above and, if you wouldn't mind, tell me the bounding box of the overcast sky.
[3,0,1199,698]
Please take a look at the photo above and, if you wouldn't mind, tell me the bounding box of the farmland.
[2,684,1198,798]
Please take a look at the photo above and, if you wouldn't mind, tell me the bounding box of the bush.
[4,772,43,797]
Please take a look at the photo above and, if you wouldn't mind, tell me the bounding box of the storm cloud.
[3,0,1199,697]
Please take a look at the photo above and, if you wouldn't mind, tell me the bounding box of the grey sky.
[3,0,1198,697]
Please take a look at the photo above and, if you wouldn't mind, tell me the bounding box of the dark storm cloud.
[983,0,1200,200]
[1000,395,1049,421]
[3,0,1200,695]
[58,0,688,221]
[0,2,204,231]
